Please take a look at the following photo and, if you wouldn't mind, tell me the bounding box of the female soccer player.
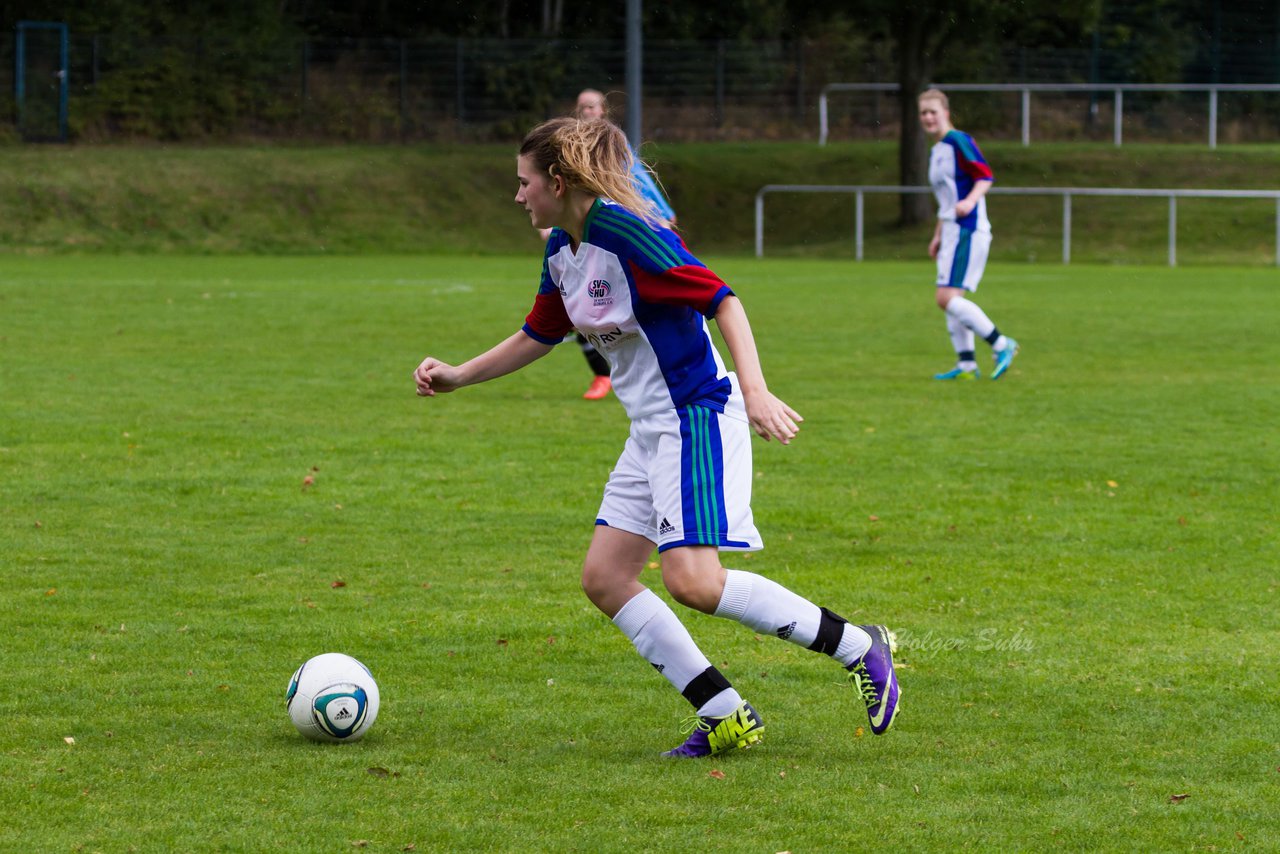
[919,88,1020,380]
[413,117,899,757]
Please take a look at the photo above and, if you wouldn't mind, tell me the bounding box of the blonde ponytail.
[519,117,667,227]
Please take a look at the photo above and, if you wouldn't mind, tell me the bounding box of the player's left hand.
[745,391,803,445]
[954,198,974,217]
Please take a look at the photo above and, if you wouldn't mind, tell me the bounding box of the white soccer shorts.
[596,395,762,553]
[935,222,992,291]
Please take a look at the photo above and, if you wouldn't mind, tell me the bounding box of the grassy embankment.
[1,141,1278,264]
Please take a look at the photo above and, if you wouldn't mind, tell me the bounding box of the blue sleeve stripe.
[705,286,733,317]
[522,323,562,346]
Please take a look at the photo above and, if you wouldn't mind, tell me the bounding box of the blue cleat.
[847,625,900,735]
[992,338,1019,380]
[662,701,764,758]
[934,366,980,381]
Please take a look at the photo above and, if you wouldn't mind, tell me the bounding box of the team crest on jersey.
[587,279,613,306]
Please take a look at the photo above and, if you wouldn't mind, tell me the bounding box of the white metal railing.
[753,184,1280,267]
[817,83,1280,148]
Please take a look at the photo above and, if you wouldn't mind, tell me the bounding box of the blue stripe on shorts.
[677,404,729,547]
[946,226,973,288]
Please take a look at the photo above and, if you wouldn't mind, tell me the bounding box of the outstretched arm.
[712,295,803,444]
[414,331,554,397]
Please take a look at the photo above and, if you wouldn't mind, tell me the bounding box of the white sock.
[946,314,977,369]
[613,589,742,717]
[714,569,871,666]
[945,296,996,342]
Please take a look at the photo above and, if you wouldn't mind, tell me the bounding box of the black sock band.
[681,666,732,709]
[807,607,848,657]
[984,327,1001,346]
[958,350,976,363]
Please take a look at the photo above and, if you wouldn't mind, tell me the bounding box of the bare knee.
[660,552,727,614]
[936,287,960,310]
[580,558,618,613]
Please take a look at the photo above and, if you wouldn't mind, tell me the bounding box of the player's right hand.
[413,357,459,397]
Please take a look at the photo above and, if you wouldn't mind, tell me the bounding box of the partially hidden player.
[550,88,678,401]
[413,116,900,757]
[919,88,1020,380]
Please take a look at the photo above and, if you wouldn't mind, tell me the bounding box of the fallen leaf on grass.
[1107,480,1118,488]
[1178,517,1188,526]
[63,737,75,745]
[352,842,369,849]
[302,475,315,489]
[1168,793,1189,803]
[854,726,865,738]
[868,515,880,522]
[367,767,400,778]
[708,769,726,780]
[45,588,56,596]
[331,580,346,589]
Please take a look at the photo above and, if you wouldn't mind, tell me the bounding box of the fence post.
[300,39,309,105]
[1062,193,1072,264]
[794,40,805,123]
[714,40,725,128]
[456,38,465,124]
[1114,89,1122,146]
[399,40,408,134]
[1021,88,1031,146]
[855,190,864,261]
[755,190,765,258]
[1168,195,1177,267]
[818,89,828,145]
[1208,88,1218,149]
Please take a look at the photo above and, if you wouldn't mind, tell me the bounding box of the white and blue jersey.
[522,199,760,552]
[523,199,733,421]
[928,129,994,232]
[929,129,994,289]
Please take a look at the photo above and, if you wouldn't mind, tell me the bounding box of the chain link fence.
[2,33,1279,143]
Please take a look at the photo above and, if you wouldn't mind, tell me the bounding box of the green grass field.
[3,254,1277,851]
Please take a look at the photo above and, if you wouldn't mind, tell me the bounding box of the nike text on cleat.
[662,701,765,758]
[934,366,980,381]
[847,625,900,735]
[992,338,1019,380]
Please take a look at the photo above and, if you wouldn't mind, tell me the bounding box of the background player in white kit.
[919,88,1020,381]
[413,116,899,757]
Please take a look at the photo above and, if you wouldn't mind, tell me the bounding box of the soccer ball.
[286,652,380,743]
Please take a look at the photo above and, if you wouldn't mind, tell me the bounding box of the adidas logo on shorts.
[658,517,675,535]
